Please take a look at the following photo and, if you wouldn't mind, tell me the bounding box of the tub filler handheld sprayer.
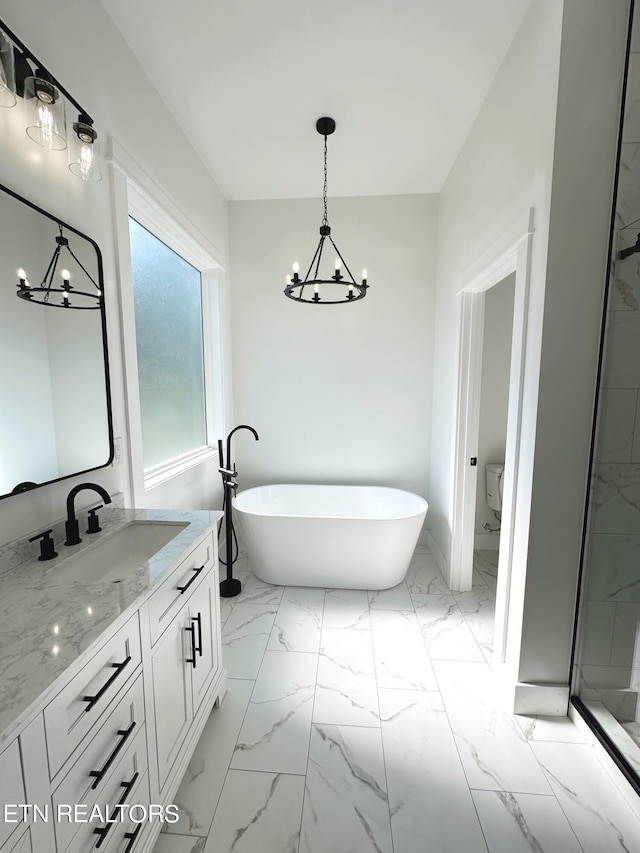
[218,424,259,597]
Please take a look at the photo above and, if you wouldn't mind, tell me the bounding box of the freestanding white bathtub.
[233,484,428,590]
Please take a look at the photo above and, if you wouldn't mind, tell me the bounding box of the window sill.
[144,446,217,492]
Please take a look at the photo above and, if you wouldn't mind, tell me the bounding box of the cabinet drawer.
[102,773,151,853]
[53,678,147,852]
[147,533,215,646]
[0,741,26,848]
[44,613,141,780]
[65,770,149,853]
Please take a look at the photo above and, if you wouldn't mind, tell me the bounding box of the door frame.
[450,213,534,667]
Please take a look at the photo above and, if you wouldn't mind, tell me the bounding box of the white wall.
[228,195,437,498]
[0,0,228,543]
[431,0,630,697]
[475,273,515,539]
[430,0,562,570]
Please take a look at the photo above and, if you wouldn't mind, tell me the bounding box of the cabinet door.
[188,572,219,714]
[149,609,192,792]
[0,741,26,848]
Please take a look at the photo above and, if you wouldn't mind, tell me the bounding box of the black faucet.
[225,424,259,473]
[218,424,259,598]
[65,483,112,546]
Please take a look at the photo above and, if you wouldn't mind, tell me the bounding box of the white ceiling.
[102,0,531,200]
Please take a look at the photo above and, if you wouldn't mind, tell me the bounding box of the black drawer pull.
[123,822,143,853]
[185,622,197,669]
[176,564,205,595]
[89,721,136,790]
[193,612,203,656]
[83,656,132,712]
[93,771,139,848]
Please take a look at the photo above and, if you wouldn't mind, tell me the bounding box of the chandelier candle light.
[284,117,368,304]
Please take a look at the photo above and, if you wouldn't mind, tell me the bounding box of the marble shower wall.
[579,12,640,718]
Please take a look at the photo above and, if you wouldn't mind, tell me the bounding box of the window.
[111,144,225,504]
[128,217,208,471]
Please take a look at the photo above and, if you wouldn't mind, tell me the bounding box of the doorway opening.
[450,220,533,679]
[470,273,515,658]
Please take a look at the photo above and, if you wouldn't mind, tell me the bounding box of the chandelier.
[284,117,368,304]
[16,224,102,310]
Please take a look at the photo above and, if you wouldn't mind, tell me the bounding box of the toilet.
[485,463,504,512]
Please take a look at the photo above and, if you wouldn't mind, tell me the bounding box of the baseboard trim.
[513,682,569,715]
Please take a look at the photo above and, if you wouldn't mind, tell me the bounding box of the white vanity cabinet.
[0,516,224,853]
[143,532,221,797]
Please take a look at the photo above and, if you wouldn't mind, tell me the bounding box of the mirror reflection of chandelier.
[284,117,368,305]
[16,224,102,310]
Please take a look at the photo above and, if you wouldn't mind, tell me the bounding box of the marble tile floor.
[152,547,640,853]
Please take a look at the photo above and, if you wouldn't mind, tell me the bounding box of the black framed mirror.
[0,182,113,499]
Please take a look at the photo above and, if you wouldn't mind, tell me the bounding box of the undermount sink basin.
[51,521,189,584]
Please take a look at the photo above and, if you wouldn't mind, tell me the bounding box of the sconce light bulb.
[293,262,300,274]
[18,268,26,279]
[362,268,367,280]
[314,282,319,294]
[335,258,341,270]
[286,274,292,285]
[37,103,55,148]
[79,144,94,178]
[61,269,70,280]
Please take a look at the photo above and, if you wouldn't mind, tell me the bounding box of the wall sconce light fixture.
[24,69,67,150]
[69,114,101,181]
[284,117,368,305]
[17,224,102,310]
[0,19,102,181]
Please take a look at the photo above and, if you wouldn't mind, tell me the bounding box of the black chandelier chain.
[283,116,368,304]
[322,133,329,228]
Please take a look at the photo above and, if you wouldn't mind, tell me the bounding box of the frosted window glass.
[129,217,207,469]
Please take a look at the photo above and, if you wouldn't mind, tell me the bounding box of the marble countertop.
[0,506,223,743]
